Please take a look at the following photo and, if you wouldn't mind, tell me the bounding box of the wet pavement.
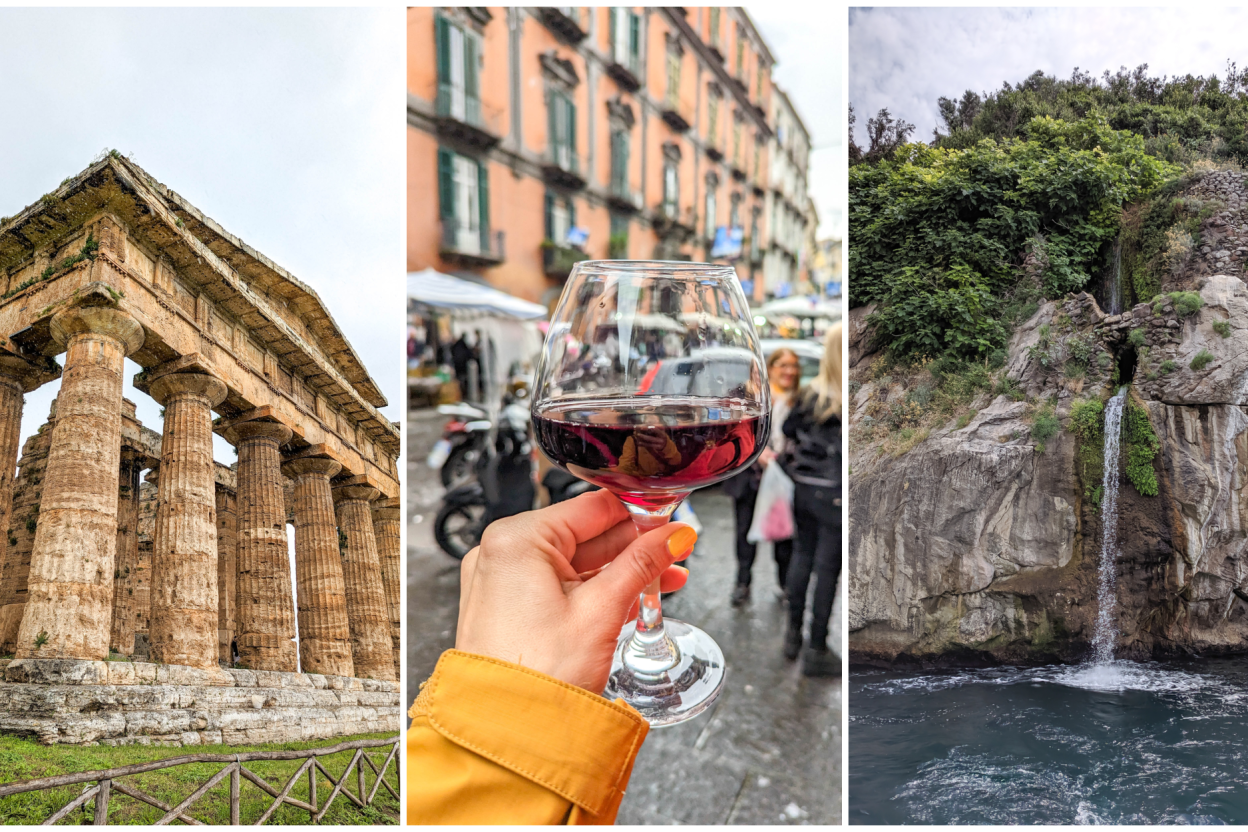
[406,408,843,824]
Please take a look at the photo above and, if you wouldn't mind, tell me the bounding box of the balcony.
[660,98,691,133]
[708,39,725,64]
[433,83,503,150]
[605,52,640,93]
[730,165,747,182]
[606,178,641,214]
[541,145,585,191]
[652,208,694,241]
[542,242,590,280]
[705,142,723,162]
[440,219,504,268]
[539,8,586,45]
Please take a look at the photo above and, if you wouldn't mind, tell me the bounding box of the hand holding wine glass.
[531,261,770,725]
[455,489,696,693]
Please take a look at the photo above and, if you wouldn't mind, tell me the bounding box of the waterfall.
[1091,387,1128,664]
[1108,242,1123,316]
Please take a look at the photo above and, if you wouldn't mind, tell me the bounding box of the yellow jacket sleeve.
[407,650,649,824]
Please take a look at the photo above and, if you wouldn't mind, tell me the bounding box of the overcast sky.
[850,7,1248,145]
[750,4,845,239]
[0,8,404,459]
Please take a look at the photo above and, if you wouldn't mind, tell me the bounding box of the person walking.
[782,324,842,677]
[451,333,474,402]
[724,347,801,607]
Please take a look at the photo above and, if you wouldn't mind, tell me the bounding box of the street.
[406,408,843,824]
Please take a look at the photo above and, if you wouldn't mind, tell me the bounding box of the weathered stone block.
[6,659,109,685]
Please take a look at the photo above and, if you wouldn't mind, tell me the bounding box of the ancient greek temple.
[0,155,401,745]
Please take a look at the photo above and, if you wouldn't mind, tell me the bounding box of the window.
[709,8,720,46]
[610,213,629,258]
[662,163,678,219]
[730,195,741,230]
[435,15,480,124]
[704,187,717,238]
[548,90,577,170]
[545,191,577,245]
[437,147,488,254]
[733,124,742,167]
[666,51,681,106]
[707,95,719,146]
[735,24,745,75]
[610,128,630,195]
[610,8,640,74]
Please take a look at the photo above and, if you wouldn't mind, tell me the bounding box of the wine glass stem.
[622,506,680,676]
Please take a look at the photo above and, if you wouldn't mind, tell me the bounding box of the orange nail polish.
[666,526,697,558]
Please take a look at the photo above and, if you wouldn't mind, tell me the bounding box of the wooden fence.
[0,735,400,825]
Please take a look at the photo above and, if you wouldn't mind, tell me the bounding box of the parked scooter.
[426,402,491,489]
[433,393,536,559]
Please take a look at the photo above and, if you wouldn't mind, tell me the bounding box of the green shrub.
[1171,291,1204,317]
[1160,359,1177,374]
[1127,328,1146,348]
[1213,319,1232,338]
[1070,398,1106,499]
[1123,398,1160,497]
[1097,352,1114,369]
[1190,349,1214,371]
[1031,405,1060,453]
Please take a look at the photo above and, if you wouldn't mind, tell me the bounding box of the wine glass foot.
[605,618,725,727]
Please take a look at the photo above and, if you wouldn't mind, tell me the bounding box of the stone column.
[0,359,30,588]
[110,454,143,655]
[334,484,395,681]
[216,484,237,665]
[282,457,354,678]
[148,373,227,669]
[371,498,402,679]
[228,421,297,672]
[15,307,143,661]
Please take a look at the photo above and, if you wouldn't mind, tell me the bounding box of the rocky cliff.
[849,169,1248,666]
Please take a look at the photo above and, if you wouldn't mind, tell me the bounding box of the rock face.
[850,170,1248,665]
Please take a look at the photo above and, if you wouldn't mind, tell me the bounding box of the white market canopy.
[757,296,843,321]
[407,268,547,320]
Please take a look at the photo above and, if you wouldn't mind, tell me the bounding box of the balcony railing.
[434,83,503,150]
[606,177,641,213]
[542,242,590,280]
[660,97,691,133]
[539,8,587,44]
[541,145,586,190]
[440,218,504,267]
[605,50,640,93]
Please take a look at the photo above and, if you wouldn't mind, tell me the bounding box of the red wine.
[533,396,768,509]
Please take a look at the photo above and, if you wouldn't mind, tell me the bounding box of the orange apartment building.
[407,6,802,307]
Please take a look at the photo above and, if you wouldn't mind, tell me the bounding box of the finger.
[621,565,689,618]
[490,490,629,564]
[456,546,481,637]
[569,518,637,574]
[585,523,697,611]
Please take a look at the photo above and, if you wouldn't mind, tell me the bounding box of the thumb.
[584,523,698,612]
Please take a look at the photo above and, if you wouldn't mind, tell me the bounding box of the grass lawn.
[0,731,399,825]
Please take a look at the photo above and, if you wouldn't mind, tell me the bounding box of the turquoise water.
[850,659,1248,824]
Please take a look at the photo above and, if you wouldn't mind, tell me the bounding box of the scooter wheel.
[441,444,479,489]
[434,500,487,560]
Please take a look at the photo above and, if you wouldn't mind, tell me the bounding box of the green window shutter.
[569,198,577,230]
[547,91,557,157]
[435,16,451,84]
[609,8,616,56]
[630,13,640,61]
[437,148,454,222]
[567,98,577,154]
[544,191,554,241]
[621,131,630,191]
[477,159,490,251]
[464,32,479,101]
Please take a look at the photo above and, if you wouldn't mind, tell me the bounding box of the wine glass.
[531,261,770,726]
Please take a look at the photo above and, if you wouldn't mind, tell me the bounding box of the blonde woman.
[780,324,842,676]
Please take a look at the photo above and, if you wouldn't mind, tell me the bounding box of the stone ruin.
[0,155,402,745]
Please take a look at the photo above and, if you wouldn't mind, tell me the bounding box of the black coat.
[780,393,841,515]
